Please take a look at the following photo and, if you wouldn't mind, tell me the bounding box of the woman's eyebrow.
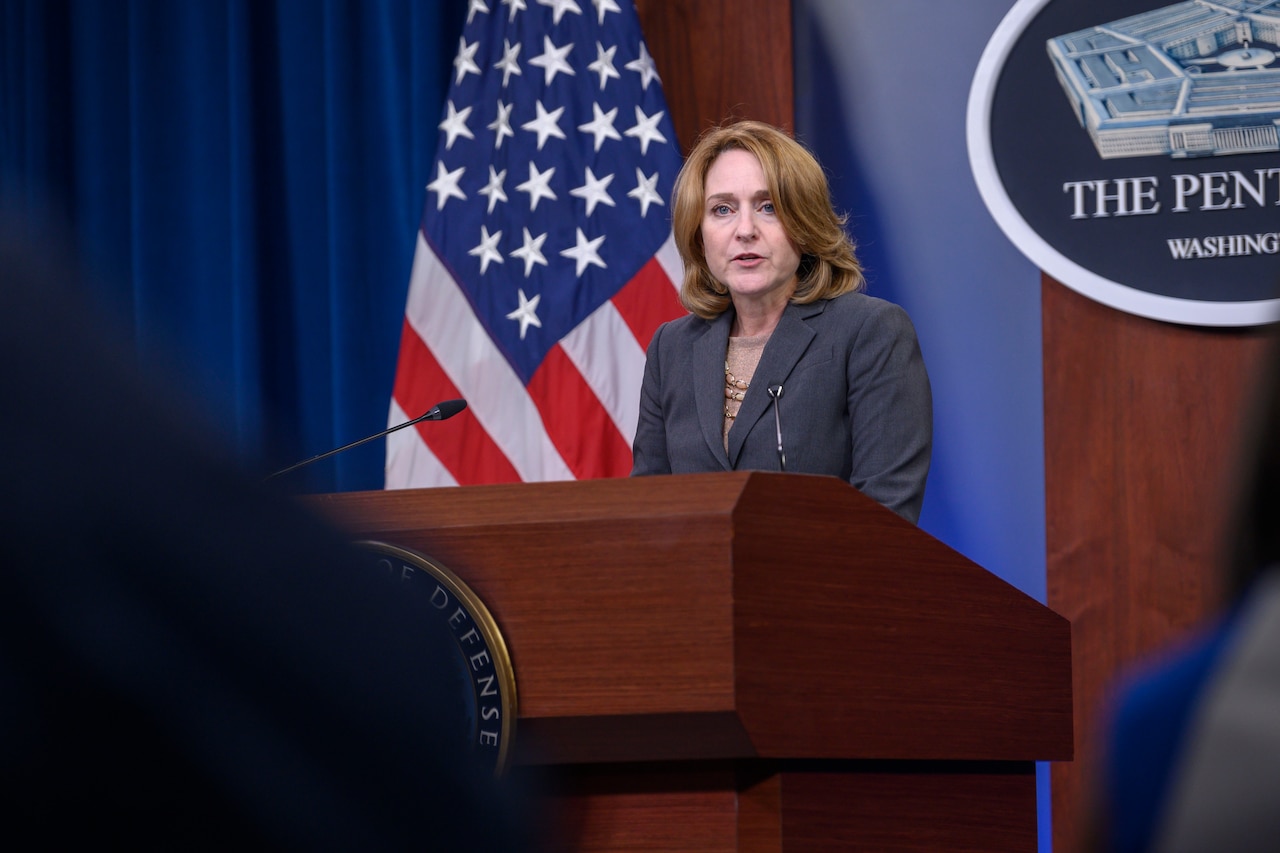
[705,189,771,201]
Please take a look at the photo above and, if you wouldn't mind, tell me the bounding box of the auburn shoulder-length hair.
[671,120,864,319]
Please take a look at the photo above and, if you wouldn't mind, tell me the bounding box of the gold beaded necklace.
[724,361,748,418]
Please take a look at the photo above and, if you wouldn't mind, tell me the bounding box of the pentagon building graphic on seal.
[1048,0,1280,159]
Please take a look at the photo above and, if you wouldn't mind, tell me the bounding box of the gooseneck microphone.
[265,399,467,481]
[767,384,785,472]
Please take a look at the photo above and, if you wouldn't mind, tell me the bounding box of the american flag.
[386,0,685,487]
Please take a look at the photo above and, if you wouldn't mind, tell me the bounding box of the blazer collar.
[694,300,828,469]
[693,310,734,469]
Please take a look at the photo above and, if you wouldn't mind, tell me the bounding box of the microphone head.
[767,384,783,399]
[429,399,468,421]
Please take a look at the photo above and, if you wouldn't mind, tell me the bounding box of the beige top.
[723,333,769,450]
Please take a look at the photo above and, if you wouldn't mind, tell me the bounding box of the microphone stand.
[265,400,466,482]
[767,384,786,472]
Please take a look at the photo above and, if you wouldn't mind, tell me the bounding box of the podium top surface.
[313,473,1072,765]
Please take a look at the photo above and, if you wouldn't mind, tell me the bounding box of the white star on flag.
[501,0,527,22]
[628,168,664,217]
[591,0,621,25]
[624,42,659,89]
[506,288,542,339]
[489,100,515,149]
[522,100,567,150]
[624,106,666,155]
[529,36,575,85]
[571,167,616,216]
[454,38,481,84]
[439,101,475,150]
[578,103,621,151]
[478,166,509,213]
[587,42,620,90]
[537,0,582,25]
[511,227,549,276]
[494,40,522,88]
[515,161,557,210]
[470,225,505,274]
[426,162,466,210]
[561,227,607,276]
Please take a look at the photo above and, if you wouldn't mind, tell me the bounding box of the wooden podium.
[314,472,1071,852]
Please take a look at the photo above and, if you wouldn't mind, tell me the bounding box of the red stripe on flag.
[527,344,633,480]
[610,257,685,349]
[391,319,521,485]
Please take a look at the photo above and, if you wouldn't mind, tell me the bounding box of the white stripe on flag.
[403,235,574,482]
[656,232,684,296]
[560,296,648,447]
[384,397,458,489]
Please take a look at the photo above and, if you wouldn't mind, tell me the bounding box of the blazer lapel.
[726,300,824,466]
[693,310,734,469]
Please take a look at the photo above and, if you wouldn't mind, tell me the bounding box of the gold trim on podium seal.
[356,540,517,776]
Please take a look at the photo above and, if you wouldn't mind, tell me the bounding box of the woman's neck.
[730,301,786,338]
[728,279,795,338]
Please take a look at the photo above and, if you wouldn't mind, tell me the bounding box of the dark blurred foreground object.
[0,213,539,850]
[1100,333,1280,853]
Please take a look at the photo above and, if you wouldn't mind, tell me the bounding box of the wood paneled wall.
[635,0,794,152]
[1043,275,1275,852]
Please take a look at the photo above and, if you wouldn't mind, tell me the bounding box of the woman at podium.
[630,120,932,523]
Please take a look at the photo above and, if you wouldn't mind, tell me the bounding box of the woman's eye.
[712,204,731,215]
[759,202,775,214]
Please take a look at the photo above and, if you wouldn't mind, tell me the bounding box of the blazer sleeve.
[630,321,671,476]
[846,301,932,523]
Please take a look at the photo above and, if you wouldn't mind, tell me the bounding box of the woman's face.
[700,149,801,312]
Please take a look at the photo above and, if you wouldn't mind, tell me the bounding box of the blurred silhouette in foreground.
[1098,331,1280,853]
[0,212,540,849]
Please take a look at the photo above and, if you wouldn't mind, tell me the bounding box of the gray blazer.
[630,291,932,522]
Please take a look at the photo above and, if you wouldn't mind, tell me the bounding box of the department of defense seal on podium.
[355,540,517,776]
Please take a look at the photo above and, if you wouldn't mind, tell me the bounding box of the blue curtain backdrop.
[1,0,461,491]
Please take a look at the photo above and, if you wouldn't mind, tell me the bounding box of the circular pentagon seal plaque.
[969,0,1280,326]
[355,541,517,775]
